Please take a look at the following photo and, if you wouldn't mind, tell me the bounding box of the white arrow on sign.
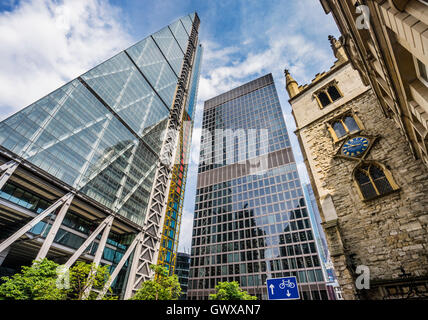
[269,284,275,295]
[286,290,291,297]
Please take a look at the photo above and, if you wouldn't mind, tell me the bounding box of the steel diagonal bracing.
[157,117,192,273]
[77,141,136,189]
[21,84,75,158]
[112,65,137,110]
[0,160,18,172]
[111,144,139,210]
[35,193,75,261]
[81,215,114,300]
[76,114,113,188]
[0,193,74,254]
[63,215,114,269]
[24,82,156,163]
[0,160,19,190]
[78,118,165,191]
[82,67,131,81]
[130,37,178,104]
[77,117,165,191]
[23,83,155,160]
[123,15,199,299]
[115,163,157,212]
[24,116,109,159]
[96,232,143,300]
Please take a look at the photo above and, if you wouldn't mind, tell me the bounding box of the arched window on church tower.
[314,80,343,109]
[353,162,399,200]
[318,91,331,108]
[327,85,342,102]
[327,111,364,142]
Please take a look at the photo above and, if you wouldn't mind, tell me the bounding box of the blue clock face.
[342,137,369,157]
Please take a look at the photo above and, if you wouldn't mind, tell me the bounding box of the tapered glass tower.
[188,74,330,300]
[0,13,201,299]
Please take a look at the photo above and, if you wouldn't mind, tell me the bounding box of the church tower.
[286,36,428,299]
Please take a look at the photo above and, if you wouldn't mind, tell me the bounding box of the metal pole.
[81,216,114,299]
[35,194,74,261]
[0,193,73,254]
[63,215,114,269]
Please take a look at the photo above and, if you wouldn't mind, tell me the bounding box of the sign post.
[266,276,300,300]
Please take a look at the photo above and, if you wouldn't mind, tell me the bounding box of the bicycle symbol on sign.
[279,279,295,289]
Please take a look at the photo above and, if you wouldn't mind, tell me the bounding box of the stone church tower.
[286,36,428,299]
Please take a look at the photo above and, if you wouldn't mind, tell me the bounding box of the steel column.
[81,215,114,299]
[0,247,10,266]
[63,215,114,269]
[0,193,74,254]
[123,231,144,298]
[35,194,74,261]
[96,232,143,300]
[0,161,19,190]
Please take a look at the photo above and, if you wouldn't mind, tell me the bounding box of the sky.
[0,0,340,253]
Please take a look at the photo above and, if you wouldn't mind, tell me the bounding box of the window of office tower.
[198,84,291,173]
[190,164,326,300]
[190,75,328,301]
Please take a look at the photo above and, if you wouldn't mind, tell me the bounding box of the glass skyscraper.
[0,13,201,299]
[188,74,330,300]
[175,251,191,300]
[302,183,341,300]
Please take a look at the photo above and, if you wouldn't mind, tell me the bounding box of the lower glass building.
[188,74,330,300]
[0,13,201,299]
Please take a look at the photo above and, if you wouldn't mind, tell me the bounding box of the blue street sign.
[266,276,300,300]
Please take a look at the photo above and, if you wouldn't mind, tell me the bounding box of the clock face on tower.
[342,136,369,157]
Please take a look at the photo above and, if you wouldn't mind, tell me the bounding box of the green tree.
[67,261,117,300]
[0,258,65,300]
[131,264,181,300]
[0,258,117,300]
[209,281,257,300]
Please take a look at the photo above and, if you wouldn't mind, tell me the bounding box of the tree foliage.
[0,258,65,300]
[67,261,117,300]
[209,281,257,300]
[0,258,117,300]
[131,264,181,300]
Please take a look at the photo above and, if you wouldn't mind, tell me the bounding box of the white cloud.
[0,0,133,121]
[196,0,340,103]
[197,33,334,104]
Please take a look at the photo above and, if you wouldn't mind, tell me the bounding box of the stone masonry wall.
[299,88,428,299]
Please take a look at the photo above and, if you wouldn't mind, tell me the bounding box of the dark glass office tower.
[175,251,191,300]
[0,13,200,299]
[188,74,330,300]
[302,183,341,300]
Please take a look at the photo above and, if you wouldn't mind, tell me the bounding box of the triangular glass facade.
[0,13,199,227]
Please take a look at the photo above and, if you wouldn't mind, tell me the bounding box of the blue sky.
[0,0,340,253]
